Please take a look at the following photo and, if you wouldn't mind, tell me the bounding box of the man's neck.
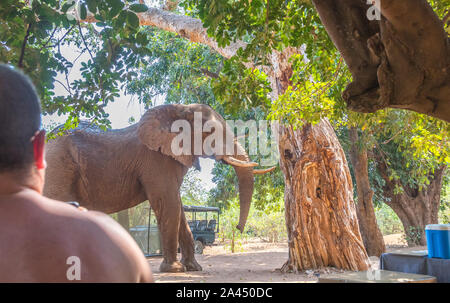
[0,171,41,196]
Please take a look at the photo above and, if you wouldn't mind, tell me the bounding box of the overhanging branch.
[139,8,246,59]
[83,7,246,60]
[312,0,450,122]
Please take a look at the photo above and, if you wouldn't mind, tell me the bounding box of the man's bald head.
[0,64,41,172]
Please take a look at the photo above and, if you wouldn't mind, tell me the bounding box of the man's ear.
[32,130,46,170]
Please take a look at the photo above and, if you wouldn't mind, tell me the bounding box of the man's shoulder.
[5,190,141,256]
[37,197,151,281]
[39,197,128,239]
[0,192,152,282]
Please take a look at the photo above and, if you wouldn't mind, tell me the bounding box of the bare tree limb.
[82,7,246,60]
[77,22,94,62]
[200,68,219,79]
[139,8,247,60]
[55,79,71,95]
[40,27,58,51]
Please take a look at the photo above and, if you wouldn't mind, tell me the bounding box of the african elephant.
[43,104,273,272]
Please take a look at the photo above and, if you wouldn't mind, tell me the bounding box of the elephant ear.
[137,104,195,168]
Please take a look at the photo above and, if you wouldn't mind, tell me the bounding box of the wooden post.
[231,229,235,253]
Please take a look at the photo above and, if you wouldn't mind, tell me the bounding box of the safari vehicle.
[128,205,219,256]
[183,205,220,254]
[128,207,162,257]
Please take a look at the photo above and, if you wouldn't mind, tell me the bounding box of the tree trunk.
[269,49,370,272]
[377,158,446,246]
[348,127,385,256]
[385,190,442,247]
[278,121,369,272]
[117,209,130,231]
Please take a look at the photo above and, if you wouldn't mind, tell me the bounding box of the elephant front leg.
[179,207,202,271]
[149,199,186,273]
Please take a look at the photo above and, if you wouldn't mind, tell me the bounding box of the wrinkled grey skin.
[43,104,255,273]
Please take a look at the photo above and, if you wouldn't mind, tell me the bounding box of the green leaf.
[80,3,87,20]
[86,0,97,14]
[61,2,73,13]
[128,4,148,13]
[108,0,124,18]
[126,11,139,28]
[115,10,127,27]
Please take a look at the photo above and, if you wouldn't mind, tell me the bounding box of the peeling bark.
[279,121,370,271]
[270,49,369,272]
[84,7,246,60]
[312,0,450,122]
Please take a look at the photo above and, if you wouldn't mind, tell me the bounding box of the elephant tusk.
[253,166,276,174]
[223,156,259,168]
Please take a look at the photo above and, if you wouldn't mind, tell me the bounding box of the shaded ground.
[147,234,425,283]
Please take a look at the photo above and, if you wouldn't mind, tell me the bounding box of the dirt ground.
[147,234,427,283]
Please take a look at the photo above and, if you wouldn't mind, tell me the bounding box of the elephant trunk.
[227,143,254,233]
[234,164,254,233]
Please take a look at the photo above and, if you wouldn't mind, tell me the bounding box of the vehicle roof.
[183,205,220,213]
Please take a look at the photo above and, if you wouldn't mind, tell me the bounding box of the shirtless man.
[0,64,153,282]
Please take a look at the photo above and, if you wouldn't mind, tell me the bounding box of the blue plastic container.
[425,224,450,259]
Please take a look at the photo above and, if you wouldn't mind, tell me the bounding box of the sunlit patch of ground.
[147,234,425,283]
[383,233,408,247]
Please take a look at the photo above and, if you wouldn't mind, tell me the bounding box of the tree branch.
[55,79,71,95]
[78,22,94,62]
[52,24,76,48]
[40,27,58,51]
[18,24,32,68]
[82,7,246,61]
[139,8,246,59]
[200,68,219,79]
